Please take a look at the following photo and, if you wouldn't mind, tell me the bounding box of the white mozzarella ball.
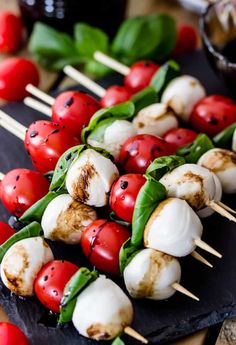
[133,103,178,137]
[88,120,136,160]
[161,76,206,122]
[198,148,236,194]
[232,129,236,152]
[41,194,97,244]
[124,248,181,300]
[144,198,203,257]
[66,149,119,207]
[159,163,216,210]
[1,237,53,297]
[72,276,133,341]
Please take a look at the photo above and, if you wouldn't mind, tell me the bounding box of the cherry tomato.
[0,12,23,53]
[164,128,198,150]
[0,322,29,345]
[0,222,15,244]
[52,91,100,138]
[0,58,39,101]
[100,85,132,108]
[190,95,236,137]
[34,260,79,313]
[124,61,159,94]
[0,169,50,217]
[24,121,80,173]
[81,219,130,275]
[173,25,198,56]
[109,174,146,223]
[119,134,175,174]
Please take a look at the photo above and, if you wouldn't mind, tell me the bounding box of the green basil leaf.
[132,86,157,113]
[59,267,98,324]
[131,180,166,247]
[119,238,141,274]
[87,118,116,143]
[20,191,65,223]
[112,337,125,345]
[213,123,236,149]
[81,101,135,143]
[0,222,43,263]
[151,60,180,99]
[146,155,185,181]
[177,134,214,163]
[74,23,109,59]
[84,60,111,78]
[29,22,81,71]
[110,212,130,228]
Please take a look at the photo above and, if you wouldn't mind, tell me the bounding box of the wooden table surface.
[0,1,235,344]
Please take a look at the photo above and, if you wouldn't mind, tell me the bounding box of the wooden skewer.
[191,250,213,268]
[94,51,130,76]
[124,326,148,344]
[172,282,199,301]
[24,97,52,117]
[206,199,236,223]
[217,201,236,214]
[0,110,26,141]
[64,65,106,98]
[0,172,5,180]
[194,238,222,258]
[26,84,55,106]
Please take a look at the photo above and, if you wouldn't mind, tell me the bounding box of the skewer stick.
[0,110,26,135]
[206,199,236,222]
[194,238,222,258]
[0,172,5,180]
[24,97,52,117]
[172,282,199,301]
[94,51,130,76]
[26,84,55,106]
[191,250,213,268]
[217,201,236,214]
[0,119,25,141]
[124,326,148,344]
[64,65,106,98]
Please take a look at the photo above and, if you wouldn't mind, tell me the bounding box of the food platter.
[0,50,236,345]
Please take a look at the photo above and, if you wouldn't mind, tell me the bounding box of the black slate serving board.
[0,50,236,345]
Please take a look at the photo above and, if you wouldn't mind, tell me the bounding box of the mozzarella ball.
[72,276,133,341]
[159,163,216,210]
[198,148,236,194]
[144,198,203,257]
[133,103,178,137]
[1,237,53,297]
[88,120,136,160]
[161,76,206,122]
[232,129,236,152]
[198,173,222,218]
[124,248,181,300]
[41,194,97,244]
[66,149,119,207]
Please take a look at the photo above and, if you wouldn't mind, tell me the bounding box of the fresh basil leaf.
[131,180,166,247]
[177,134,214,163]
[20,191,65,223]
[119,238,141,274]
[151,60,180,99]
[59,268,98,324]
[0,222,43,263]
[213,123,236,149]
[29,22,81,71]
[110,212,130,228]
[84,60,111,78]
[87,118,116,143]
[74,23,109,59]
[132,86,157,113]
[112,337,125,345]
[81,101,135,143]
[146,155,185,181]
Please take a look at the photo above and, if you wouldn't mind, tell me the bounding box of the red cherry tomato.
[0,12,23,53]
[0,322,29,345]
[164,128,198,150]
[52,91,100,138]
[100,85,132,108]
[0,169,50,217]
[0,222,15,244]
[119,134,175,174]
[0,58,39,101]
[109,174,146,223]
[81,219,130,275]
[24,121,80,173]
[34,260,79,313]
[124,61,159,94]
[190,95,236,137]
[173,25,198,56]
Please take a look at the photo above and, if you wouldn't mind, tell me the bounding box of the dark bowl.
[200,0,236,94]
